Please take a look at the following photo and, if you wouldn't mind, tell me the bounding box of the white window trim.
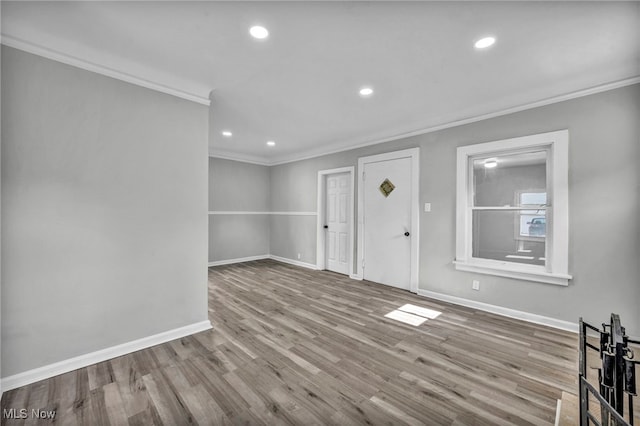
[455,130,571,286]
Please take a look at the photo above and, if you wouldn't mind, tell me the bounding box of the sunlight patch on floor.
[398,304,441,319]
[384,304,442,326]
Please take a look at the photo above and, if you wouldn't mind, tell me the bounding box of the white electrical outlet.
[472,280,480,291]
[424,202,431,212]
[297,253,301,260]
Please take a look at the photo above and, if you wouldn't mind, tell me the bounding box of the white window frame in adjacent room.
[454,130,572,286]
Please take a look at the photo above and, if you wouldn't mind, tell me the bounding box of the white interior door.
[325,173,350,275]
[362,157,413,290]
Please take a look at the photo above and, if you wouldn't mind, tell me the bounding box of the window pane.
[473,151,547,207]
[520,192,546,206]
[472,210,545,266]
[518,192,546,237]
[519,212,546,237]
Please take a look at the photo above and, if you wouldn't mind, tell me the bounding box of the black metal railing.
[579,314,638,426]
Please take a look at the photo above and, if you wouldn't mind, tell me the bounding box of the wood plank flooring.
[2,259,582,425]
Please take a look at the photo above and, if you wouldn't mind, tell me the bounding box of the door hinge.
[362,259,365,268]
[362,171,365,181]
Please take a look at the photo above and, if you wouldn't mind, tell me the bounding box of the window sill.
[453,260,572,286]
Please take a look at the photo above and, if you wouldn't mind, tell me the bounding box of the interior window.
[471,150,547,266]
[455,130,571,286]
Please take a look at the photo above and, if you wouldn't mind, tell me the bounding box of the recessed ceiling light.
[266,141,276,146]
[359,87,374,97]
[249,26,269,40]
[222,130,232,137]
[475,36,496,49]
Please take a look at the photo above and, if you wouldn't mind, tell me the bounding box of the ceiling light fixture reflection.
[222,130,232,137]
[266,141,276,146]
[484,159,498,168]
[249,26,269,39]
[475,36,496,49]
[359,87,374,97]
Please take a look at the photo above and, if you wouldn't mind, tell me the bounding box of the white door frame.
[357,148,420,292]
[316,166,355,276]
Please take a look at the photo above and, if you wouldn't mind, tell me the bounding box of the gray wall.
[269,215,317,264]
[268,84,640,335]
[208,157,270,211]
[268,157,354,267]
[0,33,3,389]
[208,157,270,262]
[1,47,210,377]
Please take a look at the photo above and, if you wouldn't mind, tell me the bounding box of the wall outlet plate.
[472,280,480,290]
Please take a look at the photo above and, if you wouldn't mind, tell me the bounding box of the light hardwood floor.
[2,259,581,425]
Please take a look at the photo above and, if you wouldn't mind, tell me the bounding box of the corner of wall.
[1,35,4,398]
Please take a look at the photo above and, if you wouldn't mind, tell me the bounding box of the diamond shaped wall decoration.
[379,178,395,197]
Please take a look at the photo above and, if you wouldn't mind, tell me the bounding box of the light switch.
[424,203,431,212]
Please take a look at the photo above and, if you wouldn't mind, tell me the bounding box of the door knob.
[324,225,328,229]
[404,231,410,237]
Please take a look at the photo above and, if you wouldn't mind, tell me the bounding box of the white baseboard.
[207,254,317,270]
[554,399,562,426]
[208,255,269,267]
[349,274,363,280]
[207,254,317,271]
[0,320,212,393]
[269,255,318,270]
[417,289,578,333]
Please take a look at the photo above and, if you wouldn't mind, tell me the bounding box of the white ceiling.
[2,1,639,165]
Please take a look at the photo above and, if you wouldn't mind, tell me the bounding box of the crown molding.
[3,33,636,165]
[268,76,640,166]
[208,148,271,166]
[1,35,211,106]
[214,76,640,167]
